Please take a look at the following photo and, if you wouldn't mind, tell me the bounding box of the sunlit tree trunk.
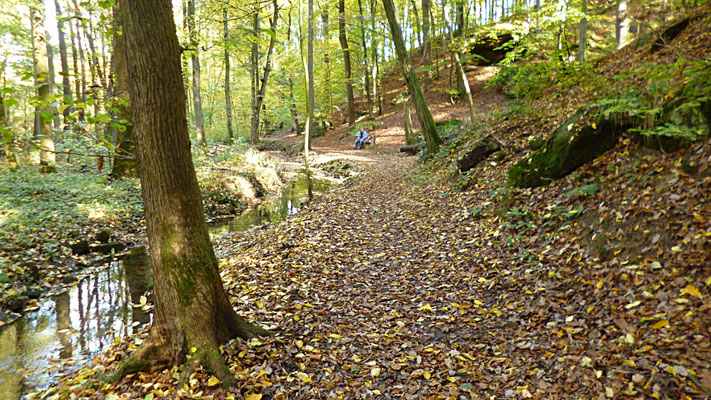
[30,5,56,171]
[188,0,206,146]
[113,0,268,382]
[223,9,234,142]
[577,0,587,62]
[616,0,629,49]
[322,7,332,112]
[383,0,441,154]
[445,0,476,124]
[251,0,279,143]
[371,0,382,115]
[357,0,373,117]
[43,0,60,132]
[339,0,355,125]
[287,9,301,135]
[250,6,259,143]
[54,0,73,126]
[422,0,432,78]
[409,0,421,48]
[299,0,314,197]
[72,0,87,122]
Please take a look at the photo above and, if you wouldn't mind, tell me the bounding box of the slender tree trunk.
[252,0,279,143]
[54,0,73,124]
[188,0,206,146]
[72,0,87,122]
[577,0,587,62]
[113,0,267,382]
[43,0,60,133]
[422,0,432,76]
[339,0,355,125]
[557,0,567,51]
[223,9,234,142]
[616,0,629,49]
[287,10,301,135]
[322,7,332,113]
[357,0,373,117]
[383,0,441,154]
[445,3,476,125]
[409,0,421,48]
[182,0,191,115]
[109,4,137,179]
[303,0,314,197]
[31,6,56,170]
[249,6,260,143]
[404,98,415,145]
[370,0,382,115]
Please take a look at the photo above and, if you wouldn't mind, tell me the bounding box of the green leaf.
[2,98,17,107]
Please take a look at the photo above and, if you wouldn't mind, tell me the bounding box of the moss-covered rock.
[508,108,634,188]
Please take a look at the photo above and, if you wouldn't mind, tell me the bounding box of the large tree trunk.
[357,0,373,117]
[383,0,441,154]
[109,3,137,179]
[30,5,56,171]
[338,0,355,126]
[114,0,267,382]
[616,0,629,49]
[371,0,383,115]
[223,8,234,142]
[188,0,206,146]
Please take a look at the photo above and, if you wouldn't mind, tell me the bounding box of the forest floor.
[36,8,711,399]
[47,54,711,400]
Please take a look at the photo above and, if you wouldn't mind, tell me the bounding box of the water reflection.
[209,177,331,235]
[0,247,152,399]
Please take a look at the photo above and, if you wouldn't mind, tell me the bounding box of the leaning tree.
[114,0,268,383]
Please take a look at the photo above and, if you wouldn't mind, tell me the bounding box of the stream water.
[0,176,329,399]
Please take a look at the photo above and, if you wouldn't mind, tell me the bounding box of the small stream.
[0,176,330,399]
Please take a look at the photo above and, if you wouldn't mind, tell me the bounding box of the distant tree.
[113,0,268,381]
[338,0,355,125]
[382,0,441,154]
[616,0,629,49]
[577,0,587,62]
[223,8,234,142]
[187,0,206,146]
[30,3,55,171]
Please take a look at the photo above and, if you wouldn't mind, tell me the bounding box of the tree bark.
[188,0,206,146]
[404,97,415,145]
[287,9,301,135]
[383,0,441,154]
[43,0,60,132]
[338,0,355,126]
[30,5,56,170]
[616,0,629,49]
[114,0,268,382]
[370,0,382,115]
[322,7,332,112]
[223,8,234,142]
[422,0,432,75]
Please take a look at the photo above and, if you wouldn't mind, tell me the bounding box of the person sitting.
[354,128,369,150]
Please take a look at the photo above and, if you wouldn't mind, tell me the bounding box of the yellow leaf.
[681,284,703,298]
[295,372,311,383]
[652,320,669,329]
[371,368,381,377]
[206,376,220,387]
[296,340,304,349]
[423,370,431,380]
[245,394,262,400]
[592,122,597,129]
[421,304,434,312]
[705,276,711,286]
[328,333,342,339]
[190,347,197,353]
[256,300,264,309]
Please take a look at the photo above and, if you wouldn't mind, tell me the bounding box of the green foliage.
[565,184,600,197]
[489,62,555,100]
